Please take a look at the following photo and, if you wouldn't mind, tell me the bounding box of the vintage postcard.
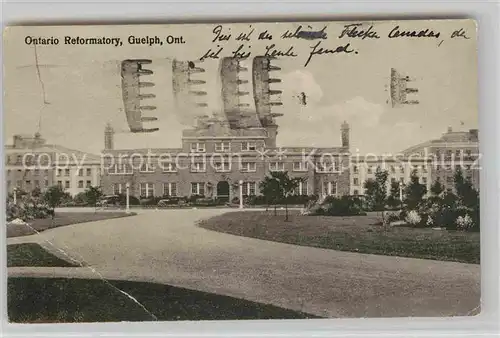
[3,19,479,322]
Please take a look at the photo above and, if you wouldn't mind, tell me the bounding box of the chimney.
[265,124,278,148]
[341,121,350,148]
[447,126,453,133]
[104,123,115,150]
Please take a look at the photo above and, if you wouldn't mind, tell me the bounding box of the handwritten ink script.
[195,23,473,67]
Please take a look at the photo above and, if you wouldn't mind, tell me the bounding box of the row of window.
[189,141,258,153]
[352,176,428,186]
[107,161,339,174]
[56,180,93,189]
[7,180,49,189]
[114,181,315,198]
[56,168,93,177]
[6,169,50,176]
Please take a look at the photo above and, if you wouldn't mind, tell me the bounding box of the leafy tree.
[363,168,389,223]
[259,171,302,221]
[85,186,104,212]
[386,181,402,210]
[73,192,88,205]
[430,179,445,197]
[363,168,388,211]
[403,169,427,210]
[43,185,70,219]
[454,168,479,209]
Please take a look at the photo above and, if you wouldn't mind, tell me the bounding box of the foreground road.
[8,209,480,318]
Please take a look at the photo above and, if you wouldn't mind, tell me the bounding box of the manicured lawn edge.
[198,211,480,264]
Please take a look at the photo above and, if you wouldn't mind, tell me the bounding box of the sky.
[3,20,478,155]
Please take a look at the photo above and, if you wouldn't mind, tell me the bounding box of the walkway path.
[8,209,480,318]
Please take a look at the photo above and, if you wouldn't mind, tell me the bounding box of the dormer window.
[215,141,231,152]
[242,142,256,151]
[190,142,206,153]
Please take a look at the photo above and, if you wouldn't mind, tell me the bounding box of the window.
[446,176,453,184]
[140,183,155,197]
[163,183,177,196]
[86,168,92,176]
[6,156,10,164]
[215,141,231,152]
[400,177,404,183]
[446,150,452,159]
[465,149,472,160]
[353,189,359,196]
[422,166,428,173]
[353,178,359,186]
[57,169,62,176]
[191,162,206,172]
[140,162,155,173]
[44,170,49,177]
[161,162,177,172]
[322,181,337,196]
[191,182,205,196]
[316,162,335,173]
[353,165,358,174]
[390,165,396,174]
[65,181,70,188]
[293,161,308,172]
[78,169,83,176]
[269,162,285,172]
[86,181,91,188]
[7,169,11,175]
[44,180,48,187]
[34,180,40,187]
[113,183,123,195]
[293,181,308,195]
[34,169,40,176]
[190,142,206,153]
[242,182,256,196]
[241,142,256,151]
[367,166,373,174]
[391,177,396,184]
[108,163,133,175]
[400,166,405,174]
[455,149,462,158]
[16,155,22,164]
[16,180,22,188]
[421,177,427,184]
[7,181,10,189]
[78,180,84,188]
[214,158,231,172]
[241,162,256,172]
[25,181,31,188]
[65,169,70,176]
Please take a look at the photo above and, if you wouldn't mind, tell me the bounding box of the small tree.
[403,169,427,210]
[43,185,69,219]
[363,168,389,222]
[386,181,402,210]
[430,179,445,197]
[259,175,282,215]
[85,186,104,212]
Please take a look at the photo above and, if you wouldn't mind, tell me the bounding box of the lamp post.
[13,188,17,205]
[399,182,404,211]
[239,180,243,209]
[126,182,130,214]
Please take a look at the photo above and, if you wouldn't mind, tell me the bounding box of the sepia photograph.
[3,19,480,322]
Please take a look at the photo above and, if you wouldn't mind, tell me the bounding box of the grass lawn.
[8,277,317,322]
[198,211,480,264]
[6,212,136,238]
[7,243,78,268]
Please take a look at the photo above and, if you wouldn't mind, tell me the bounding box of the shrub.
[405,210,422,226]
[313,196,364,216]
[456,214,474,231]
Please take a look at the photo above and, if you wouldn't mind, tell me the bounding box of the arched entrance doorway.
[216,181,230,202]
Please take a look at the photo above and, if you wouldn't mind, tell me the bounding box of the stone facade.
[100,121,351,200]
[5,133,101,196]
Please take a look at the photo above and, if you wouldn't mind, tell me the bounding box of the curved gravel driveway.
[8,209,480,318]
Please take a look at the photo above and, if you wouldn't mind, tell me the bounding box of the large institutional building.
[5,133,101,196]
[4,56,479,201]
